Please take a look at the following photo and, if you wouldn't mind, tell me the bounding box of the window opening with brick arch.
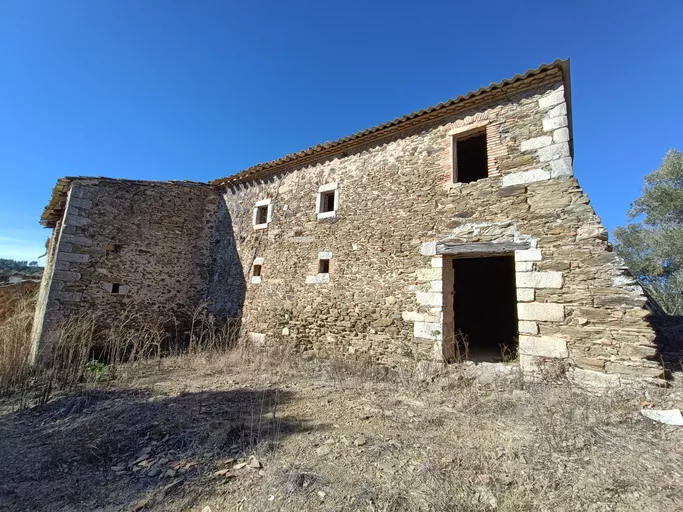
[453,129,488,184]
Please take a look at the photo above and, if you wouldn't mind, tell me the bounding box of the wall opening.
[446,255,517,362]
[454,131,488,183]
[252,264,262,277]
[319,191,335,213]
[255,205,268,225]
[318,258,330,274]
[111,283,121,294]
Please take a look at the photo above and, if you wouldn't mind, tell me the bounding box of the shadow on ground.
[0,386,306,511]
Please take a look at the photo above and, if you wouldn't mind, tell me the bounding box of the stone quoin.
[31,60,664,388]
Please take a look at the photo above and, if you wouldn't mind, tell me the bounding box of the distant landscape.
[0,258,43,283]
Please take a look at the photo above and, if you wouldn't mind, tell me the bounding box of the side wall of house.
[220,77,661,388]
[31,179,236,361]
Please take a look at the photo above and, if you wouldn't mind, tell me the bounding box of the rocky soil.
[1,350,682,512]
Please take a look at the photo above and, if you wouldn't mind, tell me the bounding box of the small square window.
[111,283,121,294]
[320,191,335,213]
[252,264,262,277]
[453,130,488,183]
[318,258,330,274]
[256,205,268,225]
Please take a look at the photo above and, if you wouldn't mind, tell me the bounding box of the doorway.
[444,255,518,362]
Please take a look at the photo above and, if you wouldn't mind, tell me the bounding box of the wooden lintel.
[436,242,530,255]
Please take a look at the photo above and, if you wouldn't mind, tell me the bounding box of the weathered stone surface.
[501,169,550,187]
[549,157,573,178]
[516,288,534,302]
[515,271,564,289]
[519,335,568,358]
[515,248,542,262]
[517,303,565,321]
[537,143,570,162]
[520,136,552,151]
[518,320,538,334]
[542,115,568,132]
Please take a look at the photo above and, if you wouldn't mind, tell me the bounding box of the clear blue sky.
[1,1,681,261]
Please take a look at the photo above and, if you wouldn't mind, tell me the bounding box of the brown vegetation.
[0,294,682,511]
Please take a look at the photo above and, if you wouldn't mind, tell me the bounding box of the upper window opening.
[256,205,268,225]
[252,264,262,277]
[454,130,488,183]
[111,283,121,294]
[318,258,330,274]
[320,191,335,213]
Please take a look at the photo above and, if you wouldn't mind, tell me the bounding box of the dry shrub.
[0,293,36,393]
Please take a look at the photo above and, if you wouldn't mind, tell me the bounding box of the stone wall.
[31,178,243,360]
[219,77,661,387]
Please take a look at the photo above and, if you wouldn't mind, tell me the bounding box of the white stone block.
[515,261,533,272]
[414,322,442,340]
[419,241,436,256]
[550,157,573,178]
[520,136,552,151]
[518,335,568,358]
[430,280,442,292]
[516,288,535,302]
[402,311,425,322]
[538,143,570,162]
[251,276,262,284]
[515,271,563,289]
[253,257,264,265]
[553,127,570,143]
[517,302,565,321]
[515,248,542,262]
[501,169,550,187]
[416,268,441,281]
[518,320,538,334]
[416,292,442,307]
[545,103,567,118]
[542,115,568,132]
[318,251,333,260]
[431,257,443,268]
[249,332,267,346]
[538,89,565,109]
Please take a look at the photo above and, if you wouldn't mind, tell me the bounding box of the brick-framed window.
[253,199,272,230]
[316,182,339,219]
[450,122,489,184]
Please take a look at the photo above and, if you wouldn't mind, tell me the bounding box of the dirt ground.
[1,350,682,512]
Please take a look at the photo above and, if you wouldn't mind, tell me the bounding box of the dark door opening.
[452,255,518,362]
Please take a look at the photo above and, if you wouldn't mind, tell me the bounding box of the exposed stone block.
[53,291,82,302]
[574,357,606,371]
[414,321,442,340]
[430,280,443,292]
[68,197,93,209]
[518,320,538,334]
[568,368,620,391]
[501,169,550,187]
[416,292,442,307]
[538,142,570,162]
[515,248,542,262]
[517,302,565,321]
[402,311,425,323]
[518,335,568,358]
[431,257,443,268]
[605,362,663,379]
[545,103,567,118]
[553,127,570,143]
[520,136,552,151]
[538,89,565,108]
[419,241,436,256]
[416,268,441,281]
[53,270,81,281]
[618,344,657,359]
[515,271,563,289]
[550,157,573,178]
[60,234,93,247]
[58,252,90,263]
[515,261,533,272]
[516,288,534,302]
[542,115,568,132]
[65,214,90,227]
[576,224,608,241]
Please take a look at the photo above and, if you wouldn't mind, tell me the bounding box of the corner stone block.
[419,241,436,256]
[68,197,93,209]
[60,234,93,247]
[53,291,82,302]
[517,302,565,322]
[553,127,570,143]
[416,268,442,281]
[414,321,442,340]
[516,288,534,302]
[58,252,90,263]
[53,270,81,281]
[550,157,573,178]
[416,292,442,307]
[515,271,563,289]
[431,257,443,268]
[430,280,442,292]
[501,169,550,187]
[402,311,425,323]
[545,103,567,119]
[514,248,542,262]
[542,115,568,132]
[518,320,538,334]
[520,136,552,151]
[518,335,569,358]
[538,89,565,109]
[538,142,570,162]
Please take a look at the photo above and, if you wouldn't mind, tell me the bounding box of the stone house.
[31,60,664,388]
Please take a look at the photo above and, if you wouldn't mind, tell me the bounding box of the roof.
[210,59,571,187]
[40,177,210,228]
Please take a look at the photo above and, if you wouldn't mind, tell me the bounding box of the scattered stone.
[165,469,176,478]
[316,445,332,456]
[133,454,150,465]
[233,462,248,470]
[213,469,236,478]
[354,436,367,447]
[147,466,161,478]
[248,458,261,469]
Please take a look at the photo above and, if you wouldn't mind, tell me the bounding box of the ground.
[1,350,682,512]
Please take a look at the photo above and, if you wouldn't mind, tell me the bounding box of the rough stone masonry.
[32,60,664,390]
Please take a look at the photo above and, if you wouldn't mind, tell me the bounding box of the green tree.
[613,149,683,315]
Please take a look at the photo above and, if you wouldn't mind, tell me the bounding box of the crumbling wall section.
[31,179,230,361]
